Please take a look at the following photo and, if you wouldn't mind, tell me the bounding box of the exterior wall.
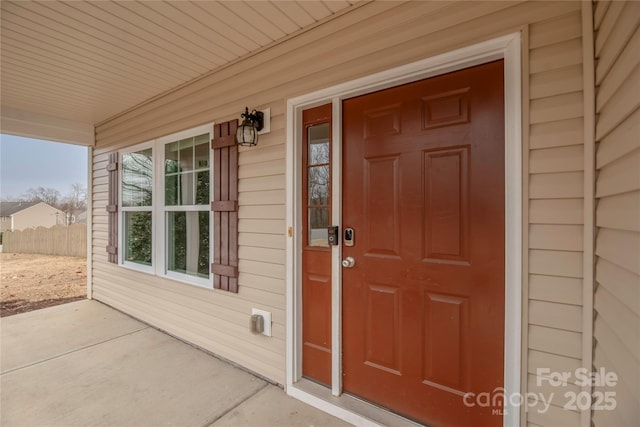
[592,1,640,426]
[10,202,62,231]
[1,217,12,233]
[526,4,590,426]
[92,2,592,424]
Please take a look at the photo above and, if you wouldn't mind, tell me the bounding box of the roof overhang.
[1,107,95,146]
[0,0,362,145]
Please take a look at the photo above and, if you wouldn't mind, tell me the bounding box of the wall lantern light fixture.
[235,107,264,147]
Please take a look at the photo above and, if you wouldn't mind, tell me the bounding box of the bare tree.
[4,185,86,223]
[0,195,21,202]
[22,187,62,207]
[59,183,87,215]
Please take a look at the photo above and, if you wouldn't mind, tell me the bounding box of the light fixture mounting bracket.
[241,107,264,132]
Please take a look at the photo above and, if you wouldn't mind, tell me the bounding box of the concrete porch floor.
[0,300,351,427]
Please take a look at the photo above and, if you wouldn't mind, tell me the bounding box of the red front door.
[342,60,505,426]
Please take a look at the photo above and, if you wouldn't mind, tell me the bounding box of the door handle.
[342,257,355,268]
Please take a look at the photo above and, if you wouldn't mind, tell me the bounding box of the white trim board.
[286,33,522,427]
[580,3,595,427]
[87,146,94,300]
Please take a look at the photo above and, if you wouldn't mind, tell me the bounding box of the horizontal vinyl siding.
[593,1,640,426]
[527,5,586,425]
[91,2,588,412]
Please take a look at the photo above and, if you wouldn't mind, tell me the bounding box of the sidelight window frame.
[303,121,332,249]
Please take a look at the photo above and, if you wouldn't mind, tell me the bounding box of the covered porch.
[0,300,349,427]
[1,1,638,426]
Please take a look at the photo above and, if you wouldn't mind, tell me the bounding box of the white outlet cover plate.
[251,308,272,337]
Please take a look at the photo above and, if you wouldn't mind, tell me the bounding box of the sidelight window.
[305,122,331,247]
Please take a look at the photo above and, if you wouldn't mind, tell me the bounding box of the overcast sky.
[0,134,88,199]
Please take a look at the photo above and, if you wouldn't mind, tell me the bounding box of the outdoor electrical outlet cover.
[250,314,264,334]
[251,308,272,337]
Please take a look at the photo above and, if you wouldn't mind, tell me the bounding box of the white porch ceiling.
[0,0,360,136]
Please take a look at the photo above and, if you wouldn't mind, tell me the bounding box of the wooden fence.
[2,223,87,257]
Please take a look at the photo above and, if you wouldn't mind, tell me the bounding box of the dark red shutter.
[211,120,239,292]
[106,152,118,263]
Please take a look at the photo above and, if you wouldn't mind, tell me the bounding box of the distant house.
[74,210,87,224]
[0,201,63,232]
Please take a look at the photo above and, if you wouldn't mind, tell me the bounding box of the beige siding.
[92,3,592,423]
[593,2,640,425]
[11,202,62,231]
[526,5,591,424]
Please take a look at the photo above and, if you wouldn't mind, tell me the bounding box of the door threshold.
[287,378,424,427]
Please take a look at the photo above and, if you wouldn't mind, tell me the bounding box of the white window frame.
[156,124,214,288]
[119,123,214,289]
[119,140,155,274]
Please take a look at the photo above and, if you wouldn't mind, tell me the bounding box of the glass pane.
[308,165,329,206]
[164,133,209,207]
[165,141,179,174]
[167,212,185,274]
[167,211,209,278]
[180,172,195,205]
[165,175,179,206]
[122,148,153,207]
[308,123,330,165]
[308,207,329,247]
[198,211,210,277]
[179,137,194,172]
[196,171,210,205]
[124,211,152,265]
[194,134,209,170]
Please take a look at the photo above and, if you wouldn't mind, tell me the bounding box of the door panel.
[423,292,469,389]
[365,156,401,257]
[365,283,401,373]
[342,61,505,426]
[424,147,469,261]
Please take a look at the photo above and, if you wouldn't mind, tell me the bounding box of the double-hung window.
[163,132,210,282]
[119,124,213,288]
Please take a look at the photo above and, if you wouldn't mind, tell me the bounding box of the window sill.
[120,260,154,275]
[163,271,212,289]
[118,262,212,290]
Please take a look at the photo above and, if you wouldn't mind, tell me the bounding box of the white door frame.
[285,32,522,427]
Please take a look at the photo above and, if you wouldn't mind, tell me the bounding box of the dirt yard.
[0,253,86,317]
